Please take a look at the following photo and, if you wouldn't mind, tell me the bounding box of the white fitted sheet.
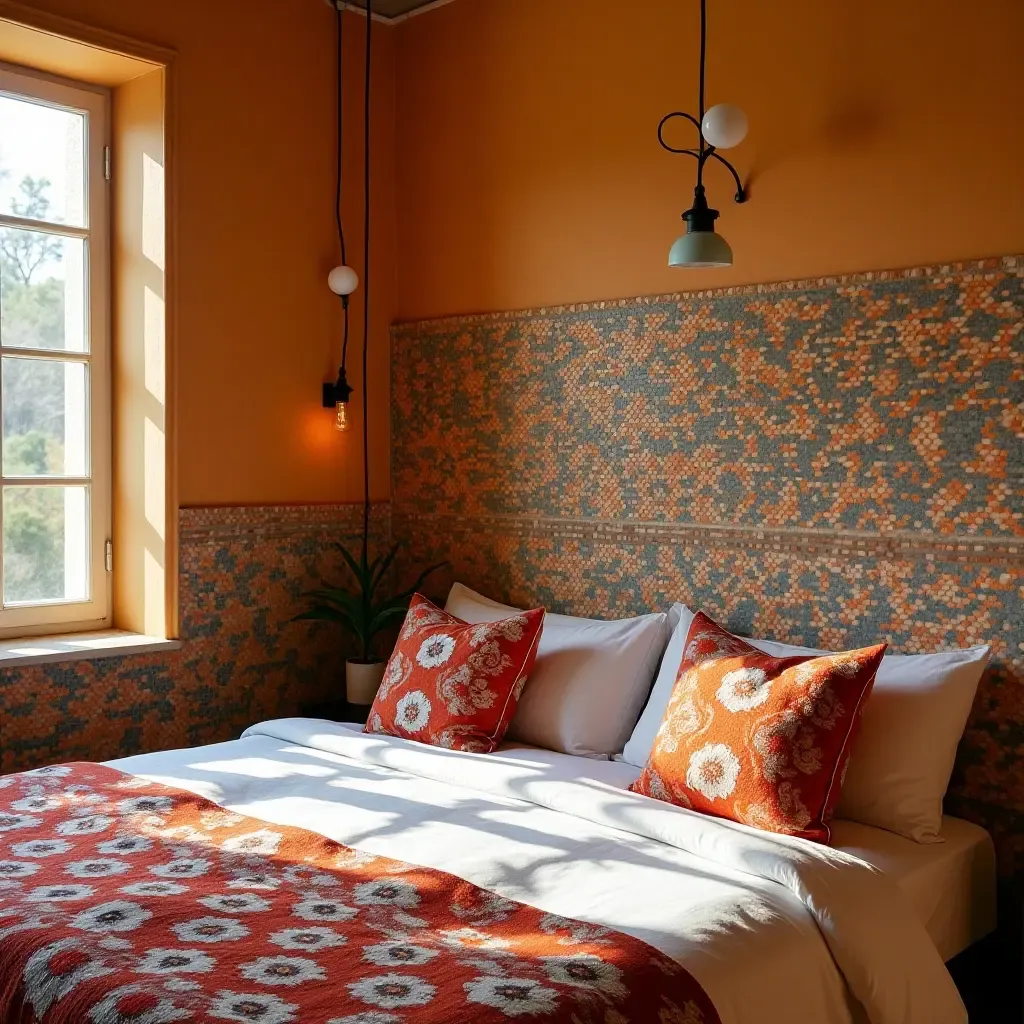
[832,816,996,962]
[108,721,973,1024]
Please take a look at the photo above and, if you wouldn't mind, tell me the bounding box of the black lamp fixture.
[323,0,360,432]
[658,0,749,268]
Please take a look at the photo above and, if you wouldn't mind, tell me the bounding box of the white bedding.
[832,816,996,962]
[110,719,968,1024]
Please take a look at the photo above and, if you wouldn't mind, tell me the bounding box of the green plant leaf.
[399,561,449,601]
[338,544,370,589]
[371,543,401,594]
[301,588,364,620]
[366,603,415,637]
[367,551,384,583]
[301,586,352,603]
[369,592,415,616]
[291,605,358,631]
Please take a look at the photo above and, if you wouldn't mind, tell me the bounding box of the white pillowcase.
[445,583,668,758]
[621,603,696,768]
[622,603,990,844]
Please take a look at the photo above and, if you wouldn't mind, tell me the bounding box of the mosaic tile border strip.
[392,511,1024,568]
[180,502,391,543]
[392,254,1021,332]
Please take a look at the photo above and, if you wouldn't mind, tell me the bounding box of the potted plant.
[295,542,445,705]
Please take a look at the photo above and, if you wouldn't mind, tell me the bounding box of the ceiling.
[341,0,456,22]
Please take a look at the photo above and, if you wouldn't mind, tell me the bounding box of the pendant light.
[324,1,359,431]
[321,0,375,551]
[658,0,748,268]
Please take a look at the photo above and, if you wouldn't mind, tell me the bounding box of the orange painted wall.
[394,0,1024,320]
[9,0,1022,504]
[8,0,396,505]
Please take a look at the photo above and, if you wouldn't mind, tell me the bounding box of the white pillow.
[621,603,990,844]
[621,603,695,768]
[445,583,668,758]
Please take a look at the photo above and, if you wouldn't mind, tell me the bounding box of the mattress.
[832,816,997,962]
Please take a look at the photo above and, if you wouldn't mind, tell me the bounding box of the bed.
[830,817,996,965]
[46,716,985,1024]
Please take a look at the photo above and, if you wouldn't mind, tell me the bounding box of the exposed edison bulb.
[335,400,351,432]
[328,265,359,296]
[701,104,748,149]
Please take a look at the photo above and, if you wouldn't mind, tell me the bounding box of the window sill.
[0,631,181,669]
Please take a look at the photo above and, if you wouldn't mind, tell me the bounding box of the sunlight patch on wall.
[142,152,165,271]
[144,416,164,540]
[144,284,165,406]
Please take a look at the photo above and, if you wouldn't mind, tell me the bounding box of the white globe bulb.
[328,265,359,296]
[701,104,748,150]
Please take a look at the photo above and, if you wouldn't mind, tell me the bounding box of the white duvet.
[111,719,966,1024]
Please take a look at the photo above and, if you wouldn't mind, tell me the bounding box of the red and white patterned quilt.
[0,763,720,1023]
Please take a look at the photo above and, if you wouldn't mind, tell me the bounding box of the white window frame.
[0,62,111,638]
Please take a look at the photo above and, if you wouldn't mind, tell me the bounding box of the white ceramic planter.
[346,659,386,706]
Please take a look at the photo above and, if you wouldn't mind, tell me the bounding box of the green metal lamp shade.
[669,230,733,268]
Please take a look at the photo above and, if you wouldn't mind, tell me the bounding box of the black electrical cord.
[361,0,373,552]
[698,0,707,134]
[697,0,707,186]
[335,2,351,373]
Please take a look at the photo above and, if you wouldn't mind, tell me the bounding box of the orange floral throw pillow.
[366,594,545,753]
[630,612,886,843]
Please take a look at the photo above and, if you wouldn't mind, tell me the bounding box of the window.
[0,63,110,637]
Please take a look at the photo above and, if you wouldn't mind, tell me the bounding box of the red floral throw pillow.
[366,594,545,753]
[630,612,885,843]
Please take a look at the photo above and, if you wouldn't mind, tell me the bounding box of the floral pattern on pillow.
[366,594,545,753]
[630,612,885,843]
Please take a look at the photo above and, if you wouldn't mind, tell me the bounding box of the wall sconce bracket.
[657,113,747,205]
[323,371,354,409]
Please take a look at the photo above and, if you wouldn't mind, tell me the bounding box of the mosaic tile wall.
[391,256,1024,876]
[0,504,390,775]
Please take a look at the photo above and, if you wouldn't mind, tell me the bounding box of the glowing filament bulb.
[335,400,351,432]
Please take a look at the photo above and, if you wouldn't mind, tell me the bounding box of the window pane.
[2,357,88,477]
[0,94,86,227]
[3,485,89,605]
[0,229,87,352]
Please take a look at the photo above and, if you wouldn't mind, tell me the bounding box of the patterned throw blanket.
[0,763,720,1023]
